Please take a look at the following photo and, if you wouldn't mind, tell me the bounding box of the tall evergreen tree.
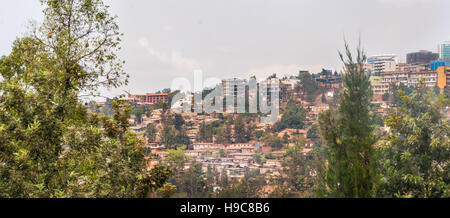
[318,42,378,197]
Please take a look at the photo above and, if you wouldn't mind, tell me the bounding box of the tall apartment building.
[438,41,450,61]
[367,55,398,75]
[222,78,248,113]
[406,50,438,64]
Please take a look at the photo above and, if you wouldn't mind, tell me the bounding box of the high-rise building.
[222,78,248,113]
[406,50,438,64]
[438,41,450,61]
[222,78,247,97]
[367,55,398,75]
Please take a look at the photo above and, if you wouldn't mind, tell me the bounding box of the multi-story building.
[367,55,398,75]
[406,50,438,65]
[378,70,437,94]
[396,63,429,72]
[222,78,247,97]
[370,76,389,95]
[222,78,248,113]
[129,93,169,104]
[407,71,437,88]
[431,59,450,70]
[437,66,450,91]
[438,41,450,61]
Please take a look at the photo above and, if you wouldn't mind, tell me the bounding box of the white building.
[367,55,398,75]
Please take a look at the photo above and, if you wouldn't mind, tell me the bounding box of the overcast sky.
[1,0,450,97]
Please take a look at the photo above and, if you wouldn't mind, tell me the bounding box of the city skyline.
[1,0,450,97]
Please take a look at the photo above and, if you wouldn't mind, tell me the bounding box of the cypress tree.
[319,42,378,197]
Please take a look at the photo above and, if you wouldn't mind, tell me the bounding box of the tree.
[378,81,450,198]
[197,121,213,143]
[307,124,319,141]
[174,114,185,131]
[275,144,317,197]
[276,100,306,131]
[318,42,378,198]
[165,147,190,179]
[145,123,157,143]
[217,170,266,198]
[216,126,232,144]
[234,116,250,143]
[283,133,290,144]
[0,0,169,198]
[157,183,177,198]
[299,71,320,103]
[179,162,212,198]
[322,94,327,103]
[131,106,145,124]
[253,153,263,164]
[262,133,283,150]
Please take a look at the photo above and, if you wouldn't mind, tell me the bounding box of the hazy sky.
[1,0,450,97]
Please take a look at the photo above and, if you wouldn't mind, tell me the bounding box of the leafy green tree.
[0,0,169,198]
[276,100,306,131]
[234,116,250,143]
[217,170,266,198]
[378,81,449,198]
[157,183,177,198]
[131,106,145,124]
[253,154,263,164]
[197,121,213,143]
[174,114,185,131]
[307,124,320,141]
[318,42,378,198]
[218,149,227,158]
[262,133,283,150]
[179,162,212,198]
[321,94,327,103]
[274,144,317,197]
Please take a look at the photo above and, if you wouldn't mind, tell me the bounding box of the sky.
[1,0,450,98]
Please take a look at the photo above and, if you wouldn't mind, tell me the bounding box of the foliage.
[318,42,378,198]
[274,144,318,197]
[299,71,320,102]
[377,81,450,198]
[217,170,266,198]
[157,183,177,198]
[0,0,169,198]
[276,100,306,131]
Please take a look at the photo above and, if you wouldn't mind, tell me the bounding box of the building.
[129,93,169,104]
[222,78,247,97]
[438,41,450,61]
[406,50,438,65]
[431,59,450,71]
[396,63,429,72]
[315,77,342,88]
[367,55,398,75]
[437,66,450,91]
[370,76,389,95]
[222,78,247,113]
[379,70,437,94]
